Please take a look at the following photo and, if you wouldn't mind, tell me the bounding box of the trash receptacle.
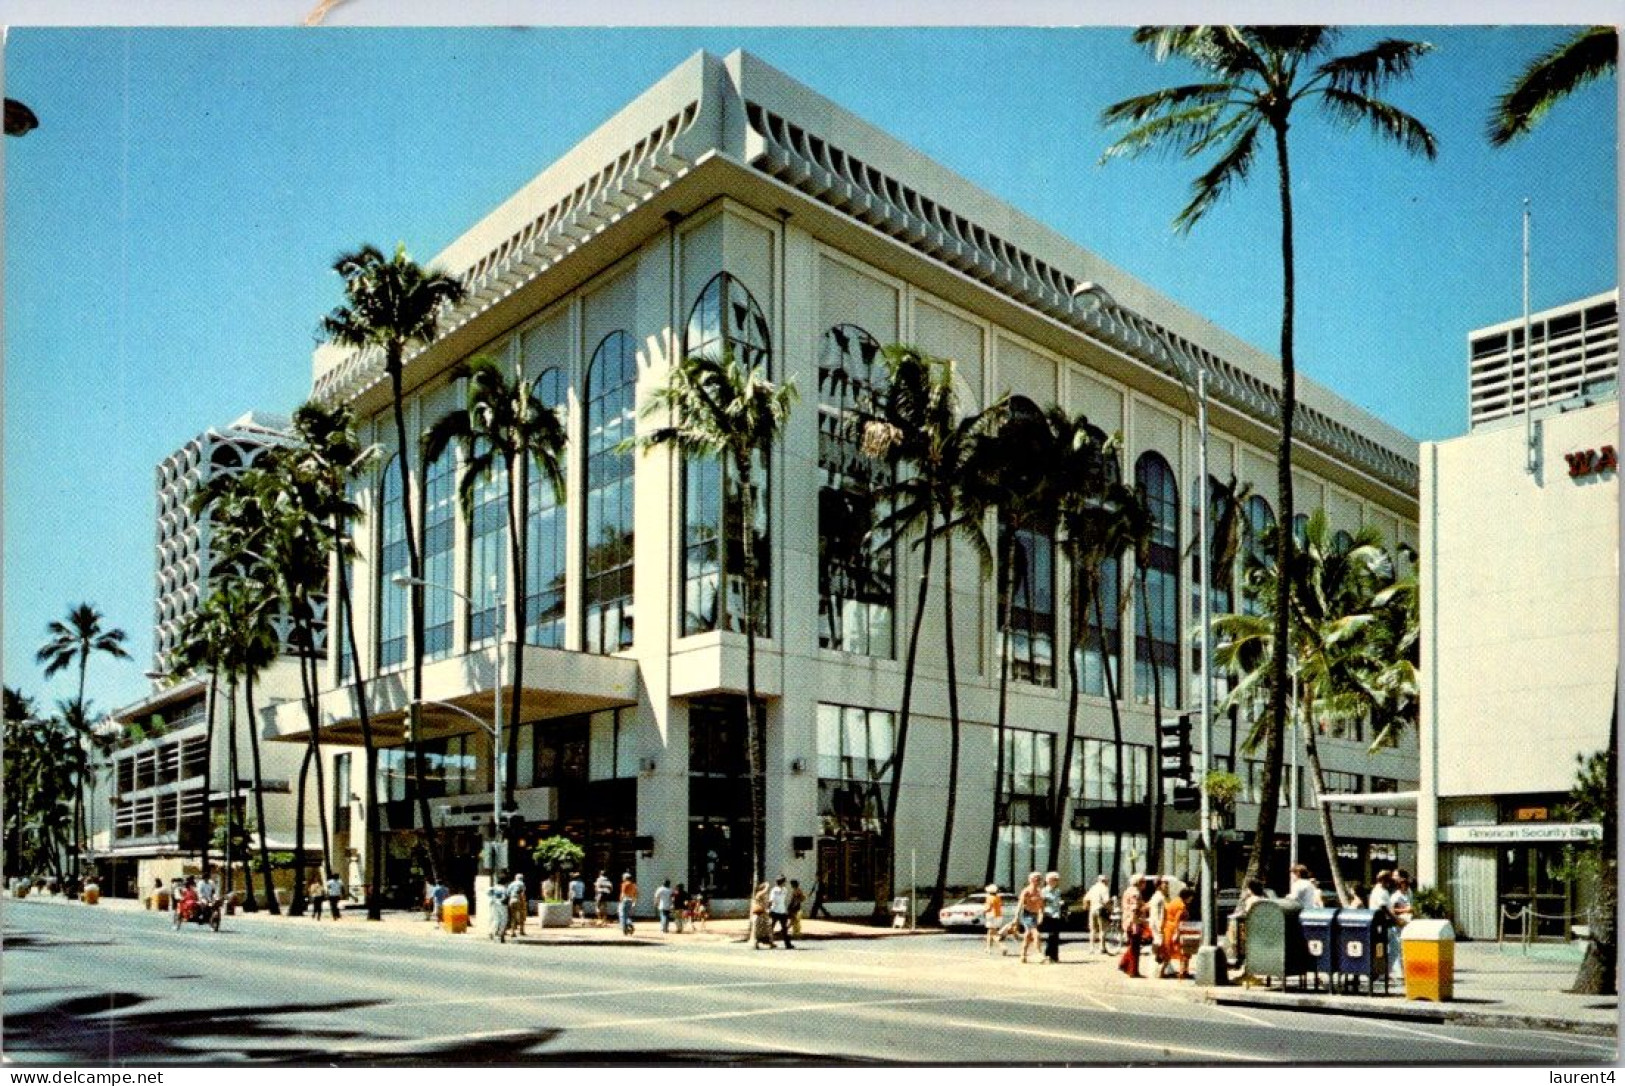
[1245,899,1309,987]
[1333,908,1390,994]
[1400,919,1455,1002]
[442,894,469,934]
[1299,907,1339,990]
[82,882,100,905]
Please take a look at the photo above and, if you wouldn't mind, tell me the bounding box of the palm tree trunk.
[292,744,311,917]
[389,354,441,886]
[200,673,218,877]
[71,653,88,884]
[503,450,527,859]
[986,534,1015,885]
[1095,582,1127,895]
[335,524,383,921]
[929,538,961,920]
[738,452,767,887]
[300,612,333,880]
[1299,695,1348,907]
[1142,568,1165,875]
[1047,562,1082,872]
[226,677,240,899]
[1248,118,1297,892]
[1570,678,1617,995]
[245,668,278,914]
[882,524,935,915]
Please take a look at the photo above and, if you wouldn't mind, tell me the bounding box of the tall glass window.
[996,728,1054,891]
[817,324,893,656]
[1002,523,1056,686]
[1190,477,1231,705]
[376,455,408,672]
[681,273,771,637]
[688,696,754,898]
[467,459,506,644]
[421,440,456,661]
[584,332,637,654]
[1134,452,1180,705]
[1242,495,1276,617]
[338,478,361,683]
[1080,453,1123,698]
[527,367,568,648]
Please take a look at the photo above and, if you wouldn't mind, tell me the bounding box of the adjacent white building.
[272,51,1422,911]
[1419,291,1619,940]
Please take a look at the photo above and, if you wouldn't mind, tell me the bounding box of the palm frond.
[1488,26,1618,146]
[1173,118,1261,232]
[1317,86,1439,159]
[1313,38,1434,96]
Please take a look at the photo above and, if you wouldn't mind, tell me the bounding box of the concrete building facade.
[275,51,1422,911]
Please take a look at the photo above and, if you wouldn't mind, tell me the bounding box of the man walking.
[568,872,586,924]
[655,878,674,933]
[788,879,806,939]
[1084,874,1112,954]
[507,871,529,936]
[325,871,344,920]
[594,870,613,925]
[768,876,795,949]
[618,871,638,936]
[1040,872,1065,964]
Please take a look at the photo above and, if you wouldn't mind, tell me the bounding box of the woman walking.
[1159,886,1192,979]
[750,882,774,949]
[1118,875,1145,977]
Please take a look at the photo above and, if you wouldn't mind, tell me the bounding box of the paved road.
[4,902,1615,1065]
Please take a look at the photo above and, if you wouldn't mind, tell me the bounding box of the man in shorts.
[568,872,586,924]
[1017,872,1045,964]
[593,870,613,925]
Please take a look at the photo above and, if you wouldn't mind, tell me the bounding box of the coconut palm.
[36,604,129,881]
[865,346,1004,916]
[169,612,222,876]
[424,354,567,848]
[632,349,796,886]
[1104,27,1437,886]
[1489,27,1617,146]
[322,243,465,882]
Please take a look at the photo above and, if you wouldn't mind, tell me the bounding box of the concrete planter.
[538,901,573,928]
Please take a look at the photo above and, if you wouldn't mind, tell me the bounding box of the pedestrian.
[568,871,586,923]
[1083,874,1112,954]
[325,871,344,920]
[487,873,510,943]
[507,871,528,936]
[655,878,674,933]
[618,871,638,935]
[1118,875,1144,977]
[691,890,710,932]
[768,876,795,949]
[1147,878,1168,972]
[750,882,774,949]
[308,876,325,920]
[1017,872,1044,964]
[1040,872,1065,964]
[594,870,613,925]
[540,874,557,905]
[1288,864,1323,910]
[788,879,806,939]
[671,883,691,933]
[982,884,1007,955]
[1159,887,1192,979]
[429,877,450,923]
[1389,869,1413,982]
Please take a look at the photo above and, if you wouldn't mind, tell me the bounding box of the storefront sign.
[1564,445,1617,478]
[1438,822,1602,845]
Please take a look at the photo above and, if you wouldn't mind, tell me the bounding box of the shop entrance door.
[1497,843,1573,939]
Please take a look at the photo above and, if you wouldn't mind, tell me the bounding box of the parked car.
[938,891,1013,931]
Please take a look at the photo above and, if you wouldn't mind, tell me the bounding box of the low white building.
[1418,293,1619,940]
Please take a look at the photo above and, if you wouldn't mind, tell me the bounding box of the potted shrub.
[531,836,585,928]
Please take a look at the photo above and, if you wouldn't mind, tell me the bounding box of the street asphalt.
[4,899,1617,1066]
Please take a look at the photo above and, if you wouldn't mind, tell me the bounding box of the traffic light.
[1158,713,1193,785]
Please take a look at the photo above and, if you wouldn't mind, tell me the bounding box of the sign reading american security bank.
[1438,822,1603,844]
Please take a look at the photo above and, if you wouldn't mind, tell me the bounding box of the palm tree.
[322,242,465,882]
[865,346,1003,916]
[424,354,567,853]
[632,349,796,886]
[288,400,385,920]
[1104,27,1437,887]
[1489,27,1617,146]
[36,604,129,881]
[169,611,222,876]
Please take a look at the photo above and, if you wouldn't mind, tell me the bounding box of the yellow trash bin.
[442,894,469,934]
[1400,919,1455,1002]
[83,885,100,905]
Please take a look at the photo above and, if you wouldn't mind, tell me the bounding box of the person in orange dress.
[1159,886,1193,979]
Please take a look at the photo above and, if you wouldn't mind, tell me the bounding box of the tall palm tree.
[169,611,222,876]
[288,400,385,920]
[865,346,1003,916]
[1104,27,1437,887]
[424,354,567,852]
[36,604,129,881]
[1489,27,1617,146]
[322,242,465,883]
[632,350,796,886]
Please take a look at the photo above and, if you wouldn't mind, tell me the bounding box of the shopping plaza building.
[1418,292,1618,940]
[265,51,1423,910]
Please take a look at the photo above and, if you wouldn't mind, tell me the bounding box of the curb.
[1202,989,1618,1038]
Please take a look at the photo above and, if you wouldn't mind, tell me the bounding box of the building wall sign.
[1564,445,1617,478]
[1438,822,1602,845]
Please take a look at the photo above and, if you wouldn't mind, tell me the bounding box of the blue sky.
[4,26,1615,716]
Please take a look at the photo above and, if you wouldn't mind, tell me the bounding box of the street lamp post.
[1072,281,1224,985]
[393,573,505,875]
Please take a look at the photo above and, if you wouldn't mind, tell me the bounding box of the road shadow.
[5,993,385,1063]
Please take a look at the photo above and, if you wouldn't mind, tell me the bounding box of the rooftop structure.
[1468,290,1618,431]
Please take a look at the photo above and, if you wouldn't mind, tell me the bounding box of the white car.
[938,892,1014,931]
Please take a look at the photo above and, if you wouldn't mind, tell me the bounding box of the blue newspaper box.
[1299,907,1339,989]
[1333,908,1390,993]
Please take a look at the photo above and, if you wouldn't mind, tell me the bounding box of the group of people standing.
[1114,875,1194,979]
[981,872,1070,965]
[979,871,1193,978]
[749,876,806,949]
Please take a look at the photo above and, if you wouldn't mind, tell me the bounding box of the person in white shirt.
[1367,869,1394,912]
[1083,875,1113,954]
[654,879,675,933]
[325,872,344,920]
[1288,864,1323,910]
[768,876,794,949]
[507,872,528,936]
[195,875,218,905]
[593,871,613,925]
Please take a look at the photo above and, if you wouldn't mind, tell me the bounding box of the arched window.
[1189,477,1230,705]
[681,273,772,637]
[421,439,456,661]
[1134,452,1180,705]
[1292,513,1309,550]
[584,331,637,654]
[376,454,408,671]
[1332,528,1354,556]
[527,367,568,648]
[1000,397,1054,686]
[1242,495,1276,617]
[818,324,892,656]
[1081,452,1123,697]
